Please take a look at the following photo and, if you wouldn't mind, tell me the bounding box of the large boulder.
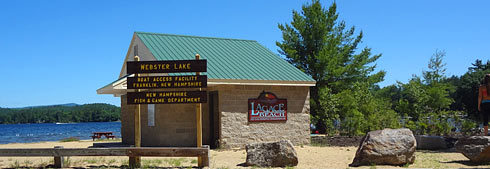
[350,128,416,167]
[455,136,490,162]
[415,135,447,150]
[245,140,298,167]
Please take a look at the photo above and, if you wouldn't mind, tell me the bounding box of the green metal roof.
[136,32,315,82]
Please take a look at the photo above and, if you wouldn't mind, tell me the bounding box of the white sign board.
[148,104,155,126]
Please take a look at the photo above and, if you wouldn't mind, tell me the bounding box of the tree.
[374,84,402,110]
[0,103,121,124]
[277,0,385,133]
[396,51,453,119]
[396,76,429,120]
[423,50,447,85]
[449,59,490,117]
[422,50,454,112]
[469,59,490,71]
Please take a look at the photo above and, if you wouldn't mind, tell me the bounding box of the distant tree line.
[278,1,490,136]
[0,103,120,124]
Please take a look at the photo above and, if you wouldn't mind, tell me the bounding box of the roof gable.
[135,32,315,82]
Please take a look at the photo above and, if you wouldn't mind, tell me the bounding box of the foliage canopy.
[279,0,484,136]
[277,0,387,134]
[0,103,120,124]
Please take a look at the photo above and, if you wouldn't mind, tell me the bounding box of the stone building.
[97,32,315,149]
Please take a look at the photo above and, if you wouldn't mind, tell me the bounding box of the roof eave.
[207,79,316,86]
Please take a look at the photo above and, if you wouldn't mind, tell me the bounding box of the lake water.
[0,122,121,144]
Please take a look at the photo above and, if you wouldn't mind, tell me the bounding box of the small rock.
[455,136,490,162]
[245,140,298,167]
[350,128,416,167]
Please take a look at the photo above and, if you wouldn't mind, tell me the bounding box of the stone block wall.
[120,95,135,145]
[217,85,310,149]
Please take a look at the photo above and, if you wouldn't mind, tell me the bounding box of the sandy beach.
[0,140,487,168]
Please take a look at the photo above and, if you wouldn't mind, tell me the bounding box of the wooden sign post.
[126,54,207,168]
[129,55,141,168]
[195,54,203,167]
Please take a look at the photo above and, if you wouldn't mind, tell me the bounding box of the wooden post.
[202,145,210,167]
[196,54,203,167]
[53,146,64,168]
[130,55,141,168]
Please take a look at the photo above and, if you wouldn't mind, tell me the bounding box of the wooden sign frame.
[127,75,207,89]
[248,91,287,122]
[127,91,207,104]
[127,60,206,74]
[127,54,207,168]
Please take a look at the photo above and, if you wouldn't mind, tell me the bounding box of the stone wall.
[217,85,310,149]
[120,95,135,145]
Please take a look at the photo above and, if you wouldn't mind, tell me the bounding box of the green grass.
[164,158,185,167]
[38,159,48,168]
[65,157,71,167]
[121,159,129,166]
[402,163,410,168]
[142,162,152,168]
[60,137,80,142]
[190,159,197,164]
[22,159,32,167]
[411,151,443,168]
[107,159,117,166]
[9,160,20,168]
[84,157,100,164]
[216,167,230,169]
[310,142,329,147]
[142,158,165,168]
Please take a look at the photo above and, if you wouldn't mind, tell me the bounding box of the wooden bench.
[0,146,210,168]
[91,135,101,141]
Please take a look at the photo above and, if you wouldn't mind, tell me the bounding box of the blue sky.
[1,0,489,108]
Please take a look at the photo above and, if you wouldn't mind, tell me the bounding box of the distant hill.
[0,103,120,124]
[14,103,80,109]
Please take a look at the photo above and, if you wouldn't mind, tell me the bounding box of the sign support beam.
[130,55,141,168]
[196,54,203,168]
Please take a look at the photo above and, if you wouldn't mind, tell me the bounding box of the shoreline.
[0,121,121,125]
[0,121,122,145]
[0,139,98,145]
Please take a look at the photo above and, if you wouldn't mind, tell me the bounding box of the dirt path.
[0,140,488,168]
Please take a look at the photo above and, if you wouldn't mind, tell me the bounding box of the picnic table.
[91,132,116,141]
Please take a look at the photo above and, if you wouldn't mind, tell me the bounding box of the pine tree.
[277,0,385,133]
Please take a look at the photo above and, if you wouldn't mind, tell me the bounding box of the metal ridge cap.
[135,31,257,42]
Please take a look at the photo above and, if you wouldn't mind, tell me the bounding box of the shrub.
[60,137,80,142]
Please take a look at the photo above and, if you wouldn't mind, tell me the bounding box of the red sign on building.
[248,91,287,122]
